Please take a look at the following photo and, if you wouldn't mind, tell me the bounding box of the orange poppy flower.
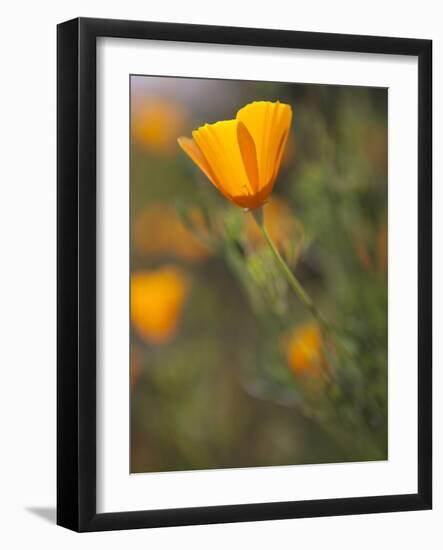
[132,203,210,262]
[178,101,292,209]
[132,98,187,155]
[131,267,189,344]
[284,322,325,376]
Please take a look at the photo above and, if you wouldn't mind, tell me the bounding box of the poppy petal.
[237,121,260,194]
[177,136,220,189]
[236,101,292,191]
[192,120,253,200]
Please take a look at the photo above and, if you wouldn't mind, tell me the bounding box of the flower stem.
[251,207,329,329]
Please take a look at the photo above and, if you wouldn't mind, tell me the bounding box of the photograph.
[129,75,388,474]
[0,2,436,544]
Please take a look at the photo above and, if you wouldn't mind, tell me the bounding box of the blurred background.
[130,76,388,473]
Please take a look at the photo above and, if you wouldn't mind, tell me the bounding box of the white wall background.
[0,0,440,548]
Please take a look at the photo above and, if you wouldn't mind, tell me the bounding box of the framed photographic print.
[57,17,432,531]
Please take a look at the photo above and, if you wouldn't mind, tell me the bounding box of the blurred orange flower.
[353,221,388,274]
[178,101,292,209]
[245,196,304,263]
[282,131,296,168]
[284,322,325,376]
[353,235,373,273]
[132,203,211,262]
[131,267,190,344]
[377,222,388,273]
[362,126,388,177]
[132,98,187,155]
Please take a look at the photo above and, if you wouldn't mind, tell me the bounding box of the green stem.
[251,207,329,329]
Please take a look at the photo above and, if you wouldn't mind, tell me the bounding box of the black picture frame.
[57,17,432,532]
